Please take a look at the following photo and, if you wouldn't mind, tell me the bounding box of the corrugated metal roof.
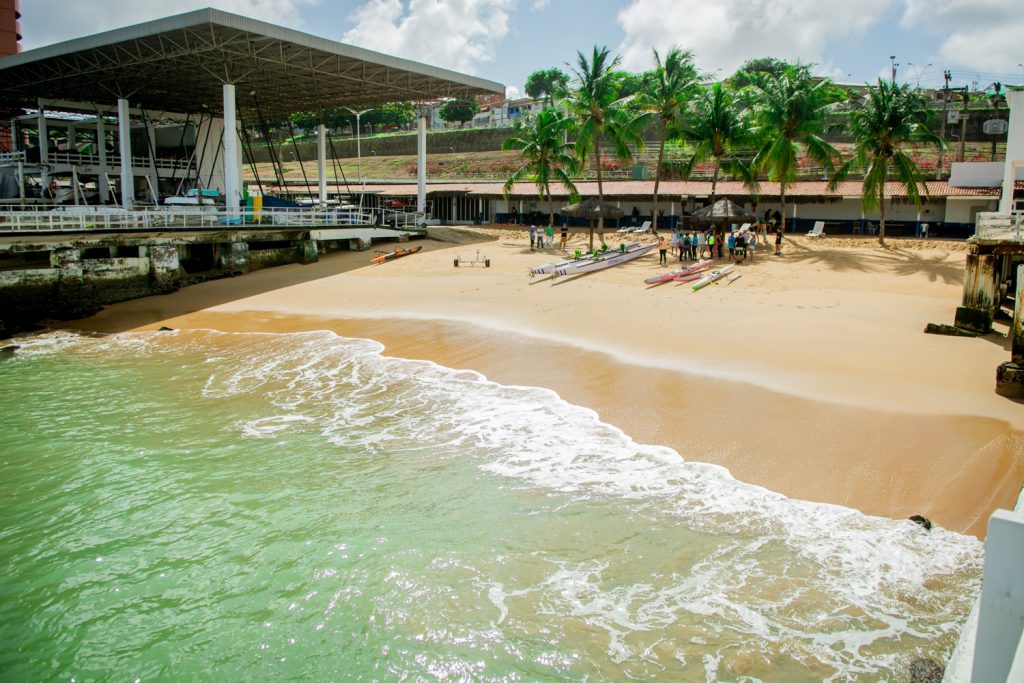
[0,8,503,117]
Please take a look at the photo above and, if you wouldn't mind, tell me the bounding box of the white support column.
[117,98,134,208]
[222,83,241,218]
[37,104,47,165]
[1000,91,1024,213]
[417,110,428,217]
[97,117,109,203]
[971,509,1024,682]
[317,122,327,206]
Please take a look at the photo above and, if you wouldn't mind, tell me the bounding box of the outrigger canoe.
[691,264,735,291]
[371,245,422,264]
[644,259,713,285]
[552,243,658,279]
[531,242,641,276]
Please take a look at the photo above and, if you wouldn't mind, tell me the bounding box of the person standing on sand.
[774,226,783,256]
[545,224,554,248]
[560,225,568,251]
[529,225,536,251]
[707,230,716,259]
[658,236,668,265]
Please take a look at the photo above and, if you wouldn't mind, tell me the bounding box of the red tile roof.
[360,180,1000,199]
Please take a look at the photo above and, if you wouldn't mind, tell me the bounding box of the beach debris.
[158,326,175,331]
[908,658,943,683]
[924,323,978,337]
[454,250,490,268]
[908,515,933,531]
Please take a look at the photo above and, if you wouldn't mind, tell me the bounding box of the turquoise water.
[0,330,981,682]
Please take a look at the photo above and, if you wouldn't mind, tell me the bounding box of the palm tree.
[749,65,840,232]
[563,45,649,249]
[829,79,942,245]
[502,107,580,229]
[633,46,699,232]
[682,81,754,200]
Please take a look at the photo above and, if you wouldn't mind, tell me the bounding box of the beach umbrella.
[691,198,755,224]
[561,198,625,251]
[560,197,625,219]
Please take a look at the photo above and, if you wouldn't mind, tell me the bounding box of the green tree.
[633,46,699,231]
[728,57,793,90]
[379,101,416,128]
[829,79,942,245]
[502,108,580,229]
[610,70,648,99]
[525,68,569,104]
[749,65,840,232]
[563,45,650,249]
[681,82,754,199]
[439,99,479,125]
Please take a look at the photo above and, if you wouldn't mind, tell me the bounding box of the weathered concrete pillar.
[350,237,371,251]
[219,241,250,274]
[996,264,1024,398]
[297,239,318,265]
[149,244,180,288]
[397,232,409,243]
[52,247,82,281]
[955,253,998,334]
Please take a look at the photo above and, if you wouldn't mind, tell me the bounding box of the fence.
[0,205,424,233]
[976,211,1024,240]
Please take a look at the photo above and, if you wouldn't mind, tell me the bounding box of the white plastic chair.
[806,221,825,238]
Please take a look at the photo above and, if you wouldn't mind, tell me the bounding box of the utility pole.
[959,86,969,163]
[937,70,951,179]
[991,82,1003,161]
[890,55,898,85]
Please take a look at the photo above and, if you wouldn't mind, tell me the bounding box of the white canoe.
[531,242,641,276]
[553,243,658,278]
[691,264,736,291]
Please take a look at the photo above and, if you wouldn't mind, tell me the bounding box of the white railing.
[43,151,192,171]
[0,205,423,233]
[975,211,1024,240]
[0,151,27,165]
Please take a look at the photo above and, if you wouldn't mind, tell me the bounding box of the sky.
[18,0,1024,99]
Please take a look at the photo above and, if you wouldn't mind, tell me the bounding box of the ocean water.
[0,329,982,682]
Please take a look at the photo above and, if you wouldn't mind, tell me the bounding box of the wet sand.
[70,228,1024,537]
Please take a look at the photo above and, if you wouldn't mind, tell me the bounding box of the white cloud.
[20,0,318,50]
[615,0,892,78]
[505,84,523,99]
[900,0,1024,74]
[531,0,551,11]
[342,0,516,74]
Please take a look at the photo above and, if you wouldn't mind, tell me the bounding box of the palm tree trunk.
[594,130,603,251]
[547,185,555,229]
[711,160,720,201]
[653,135,665,232]
[780,185,787,234]
[878,183,886,246]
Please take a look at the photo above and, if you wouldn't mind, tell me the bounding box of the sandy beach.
[71,227,1024,537]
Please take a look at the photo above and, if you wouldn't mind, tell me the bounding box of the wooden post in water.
[955,252,998,334]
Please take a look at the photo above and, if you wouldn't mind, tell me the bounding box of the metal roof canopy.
[0,8,504,118]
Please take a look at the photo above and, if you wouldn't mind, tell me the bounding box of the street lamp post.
[343,107,374,181]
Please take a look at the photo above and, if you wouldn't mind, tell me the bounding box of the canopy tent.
[691,198,756,224]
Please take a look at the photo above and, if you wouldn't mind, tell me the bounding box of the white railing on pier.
[975,211,1024,240]
[0,205,426,233]
[43,151,192,171]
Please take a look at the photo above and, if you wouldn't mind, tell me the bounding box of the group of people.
[529,225,569,252]
[657,223,783,266]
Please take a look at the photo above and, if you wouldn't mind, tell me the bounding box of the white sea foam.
[16,328,983,678]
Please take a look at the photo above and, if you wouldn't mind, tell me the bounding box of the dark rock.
[909,515,933,531]
[995,361,1024,399]
[0,344,19,356]
[924,323,978,337]
[158,326,175,332]
[909,658,943,683]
